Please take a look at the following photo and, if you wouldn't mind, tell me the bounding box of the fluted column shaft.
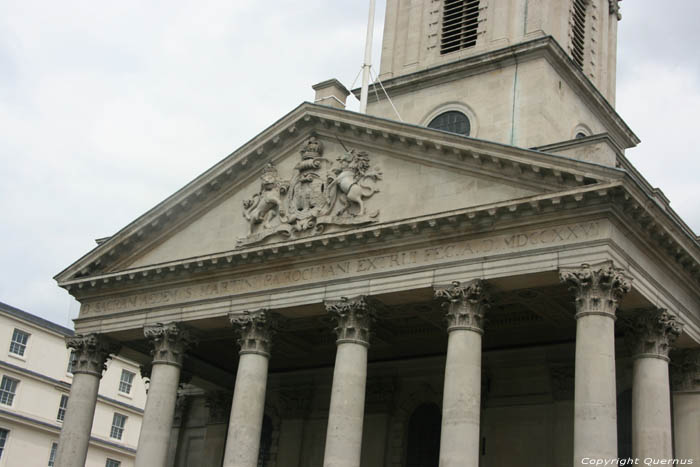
[623,309,682,459]
[671,349,700,462]
[560,261,631,465]
[55,334,119,467]
[434,280,489,467]
[322,296,375,467]
[135,323,194,467]
[223,310,276,467]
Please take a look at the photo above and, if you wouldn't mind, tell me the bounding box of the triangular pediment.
[55,103,622,283]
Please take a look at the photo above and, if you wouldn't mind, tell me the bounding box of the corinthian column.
[322,296,375,467]
[55,334,120,467]
[670,348,700,462]
[559,261,631,465]
[135,323,194,467]
[223,310,277,467]
[434,280,489,467]
[622,309,681,459]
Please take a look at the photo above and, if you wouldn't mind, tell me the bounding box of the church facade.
[53,1,700,466]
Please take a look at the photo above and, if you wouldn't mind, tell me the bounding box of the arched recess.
[386,383,443,467]
[572,123,592,139]
[422,102,478,138]
[406,403,441,467]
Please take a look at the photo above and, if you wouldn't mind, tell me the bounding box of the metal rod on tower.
[359,0,376,114]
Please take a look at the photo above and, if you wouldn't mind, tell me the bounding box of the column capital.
[229,309,278,357]
[173,393,191,428]
[325,296,376,347]
[434,279,490,334]
[559,261,632,319]
[66,333,120,377]
[144,322,195,367]
[622,309,682,361]
[550,365,575,401]
[670,348,700,392]
[205,391,233,424]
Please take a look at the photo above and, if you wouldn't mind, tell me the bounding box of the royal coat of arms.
[238,137,382,246]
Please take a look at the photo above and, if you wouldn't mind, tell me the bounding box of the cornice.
[58,177,700,303]
[616,152,698,243]
[0,410,137,455]
[534,133,624,158]
[614,174,700,280]
[353,36,639,150]
[0,359,143,415]
[55,103,621,284]
[59,181,622,295]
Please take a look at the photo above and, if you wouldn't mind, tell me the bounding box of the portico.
[53,137,700,465]
[53,1,700,465]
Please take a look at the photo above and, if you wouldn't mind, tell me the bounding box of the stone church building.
[53,1,699,466]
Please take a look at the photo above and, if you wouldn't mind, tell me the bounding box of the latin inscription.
[82,221,603,316]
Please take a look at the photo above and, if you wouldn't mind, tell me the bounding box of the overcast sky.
[1,0,698,328]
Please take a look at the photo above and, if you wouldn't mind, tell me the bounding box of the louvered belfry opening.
[440,0,481,55]
[571,0,587,68]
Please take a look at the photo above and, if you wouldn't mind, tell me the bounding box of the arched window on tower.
[427,111,470,136]
[405,403,442,467]
[257,414,273,467]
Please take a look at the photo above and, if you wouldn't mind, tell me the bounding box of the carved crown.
[300,136,323,160]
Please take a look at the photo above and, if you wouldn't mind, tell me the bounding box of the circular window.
[427,111,470,136]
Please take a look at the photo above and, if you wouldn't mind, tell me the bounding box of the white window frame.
[0,428,9,460]
[118,369,135,395]
[105,458,121,467]
[8,329,29,357]
[57,394,69,422]
[0,376,19,406]
[110,413,127,440]
[48,441,58,466]
[66,350,76,375]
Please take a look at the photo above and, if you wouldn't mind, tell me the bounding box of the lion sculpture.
[242,163,288,232]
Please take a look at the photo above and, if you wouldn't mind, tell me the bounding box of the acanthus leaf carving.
[621,308,682,360]
[144,322,196,367]
[434,279,490,333]
[559,261,631,319]
[325,296,376,347]
[229,309,278,357]
[670,348,700,392]
[238,136,382,246]
[66,333,120,377]
[206,390,233,424]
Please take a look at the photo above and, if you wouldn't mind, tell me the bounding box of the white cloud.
[617,64,700,231]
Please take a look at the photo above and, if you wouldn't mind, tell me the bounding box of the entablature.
[61,181,622,297]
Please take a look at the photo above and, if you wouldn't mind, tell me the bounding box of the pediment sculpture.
[237,137,382,246]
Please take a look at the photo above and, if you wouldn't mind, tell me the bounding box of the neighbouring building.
[53,1,700,467]
[0,302,146,467]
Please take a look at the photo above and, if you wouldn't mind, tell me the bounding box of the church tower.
[55,2,700,466]
[361,0,636,165]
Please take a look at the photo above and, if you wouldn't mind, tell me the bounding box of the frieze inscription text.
[82,221,604,316]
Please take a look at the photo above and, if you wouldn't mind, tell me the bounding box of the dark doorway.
[617,389,632,459]
[406,403,442,467]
